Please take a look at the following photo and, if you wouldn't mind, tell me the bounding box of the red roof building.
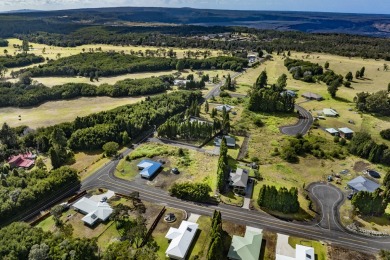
[7,152,36,169]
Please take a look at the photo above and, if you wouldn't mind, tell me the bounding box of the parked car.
[171,168,180,174]
[347,194,354,200]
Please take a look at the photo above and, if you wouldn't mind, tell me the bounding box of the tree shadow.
[333,96,352,103]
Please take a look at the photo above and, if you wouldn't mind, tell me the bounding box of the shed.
[137,159,162,179]
[301,92,323,101]
[228,227,263,260]
[338,127,354,139]
[347,176,380,193]
[165,221,198,260]
[325,128,339,136]
[323,108,339,117]
[215,104,233,112]
[215,136,236,148]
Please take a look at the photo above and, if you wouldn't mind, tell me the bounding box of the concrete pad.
[276,234,296,258]
[187,213,201,223]
[90,190,115,202]
[242,180,254,210]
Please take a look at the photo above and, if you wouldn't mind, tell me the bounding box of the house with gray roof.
[338,127,354,139]
[229,168,249,194]
[348,176,380,193]
[302,92,323,101]
[72,197,113,226]
[215,136,236,148]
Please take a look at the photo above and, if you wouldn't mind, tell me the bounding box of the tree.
[22,39,29,53]
[3,49,7,55]
[28,243,49,260]
[254,70,267,89]
[360,67,366,78]
[176,60,185,71]
[0,123,18,149]
[345,71,353,81]
[223,74,233,90]
[205,100,209,113]
[324,61,329,69]
[388,83,390,92]
[35,158,46,169]
[276,73,288,90]
[379,250,390,260]
[19,72,33,85]
[384,64,389,71]
[102,141,119,157]
[0,64,8,79]
[50,205,64,227]
[328,79,339,98]
[355,70,361,79]
[383,171,390,189]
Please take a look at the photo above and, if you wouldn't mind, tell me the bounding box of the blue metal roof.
[138,159,162,178]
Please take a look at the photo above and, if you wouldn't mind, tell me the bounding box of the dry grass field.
[0,96,143,128]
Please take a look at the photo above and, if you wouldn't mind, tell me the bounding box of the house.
[276,244,315,260]
[72,197,113,226]
[173,79,189,86]
[325,128,339,136]
[137,159,162,179]
[229,168,249,194]
[347,176,380,193]
[227,227,263,260]
[301,92,323,101]
[215,136,236,148]
[338,127,354,139]
[215,104,234,112]
[323,108,339,117]
[165,221,199,260]
[7,152,36,169]
[189,116,213,125]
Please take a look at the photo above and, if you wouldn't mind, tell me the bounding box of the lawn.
[220,191,244,207]
[0,96,143,128]
[114,158,140,181]
[187,216,212,259]
[124,142,219,192]
[288,236,328,260]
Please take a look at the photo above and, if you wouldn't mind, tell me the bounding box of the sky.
[0,0,389,15]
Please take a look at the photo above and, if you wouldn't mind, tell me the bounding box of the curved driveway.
[308,183,345,231]
[280,104,313,136]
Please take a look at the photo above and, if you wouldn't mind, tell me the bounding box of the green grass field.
[0,96,143,128]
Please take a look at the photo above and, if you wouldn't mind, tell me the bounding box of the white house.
[165,221,199,260]
[72,197,113,226]
[276,244,315,260]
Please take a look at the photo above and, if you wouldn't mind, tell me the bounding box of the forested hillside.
[0,75,173,107]
[22,52,247,77]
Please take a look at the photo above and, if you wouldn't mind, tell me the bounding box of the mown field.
[0,96,143,128]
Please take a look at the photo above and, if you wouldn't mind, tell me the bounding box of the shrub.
[253,117,264,127]
[380,129,390,140]
[219,91,231,98]
[334,136,340,143]
[339,138,347,146]
[169,182,211,202]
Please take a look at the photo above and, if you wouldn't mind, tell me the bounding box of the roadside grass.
[114,158,140,181]
[288,236,327,260]
[0,96,142,128]
[220,191,244,207]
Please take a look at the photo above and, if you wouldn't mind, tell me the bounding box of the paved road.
[81,159,390,254]
[308,183,345,231]
[280,104,313,136]
[203,72,242,100]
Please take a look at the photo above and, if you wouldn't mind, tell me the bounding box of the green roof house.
[228,227,263,260]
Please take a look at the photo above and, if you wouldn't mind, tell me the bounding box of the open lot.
[0,96,143,128]
[115,142,219,192]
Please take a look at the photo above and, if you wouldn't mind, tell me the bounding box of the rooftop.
[302,92,323,99]
[348,176,380,193]
[228,227,263,260]
[165,221,199,259]
[72,197,113,226]
[323,108,339,116]
[338,127,354,134]
[325,128,339,134]
[215,104,234,112]
[137,159,162,179]
[230,168,249,188]
[7,152,35,168]
[215,135,236,147]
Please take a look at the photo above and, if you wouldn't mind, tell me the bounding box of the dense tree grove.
[0,222,98,259]
[169,182,211,202]
[21,52,247,77]
[18,25,390,60]
[281,135,346,163]
[207,211,224,260]
[157,114,215,141]
[257,185,300,214]
[352,190,388,216]
[0,166,79,224]
[0,38,8,47]
[0,53,44,68]
[348,132,390,165]
[0,75,172,107]
[355,90,390,116]
[284,58,344,97]
[248,71,295,113]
